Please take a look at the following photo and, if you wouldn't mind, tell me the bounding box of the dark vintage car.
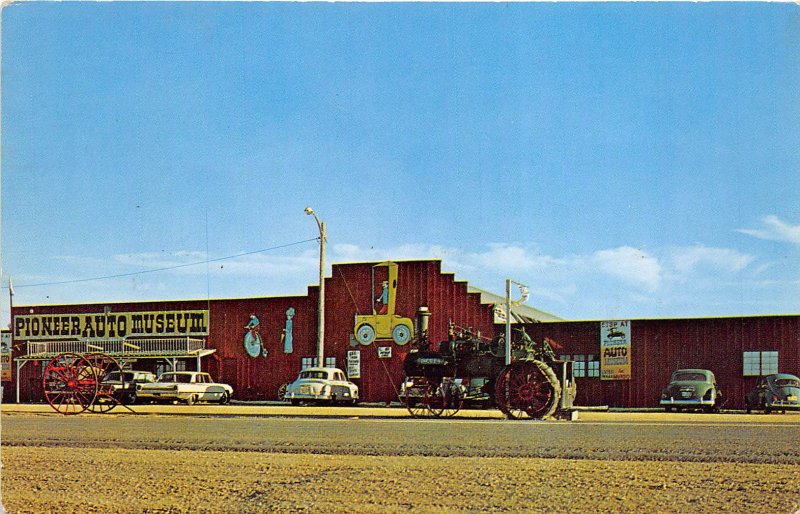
[660,369,722,412]
[104,370,157,405]
[744,373,800,414]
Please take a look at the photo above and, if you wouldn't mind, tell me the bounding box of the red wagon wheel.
[427,379,464,418]
[83,353,124,414]
[43,353,99,415]
[496,360,561,420]
[405,377,434,418]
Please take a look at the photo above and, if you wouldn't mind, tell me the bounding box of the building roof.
[467,286,564,323]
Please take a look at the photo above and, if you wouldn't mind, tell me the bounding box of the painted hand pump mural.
[353,261,414,345]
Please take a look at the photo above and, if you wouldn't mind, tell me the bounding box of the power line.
[3,237,320,290]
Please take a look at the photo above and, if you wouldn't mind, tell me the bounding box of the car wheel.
[186,395,196,406]
[278,383,288,402]
[218,391,230,405]
[124,391,137,405]
[664,407,673,412]
[765,406,772,414]
[291,399,300,406]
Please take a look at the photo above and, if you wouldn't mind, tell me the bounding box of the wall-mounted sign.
[377,346,392,359]
[600,320,631,380]
[13,310,210,340]
[347,350,361,379]
[1,332,11,382]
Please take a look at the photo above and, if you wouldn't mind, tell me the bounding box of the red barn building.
[5,259,799,410]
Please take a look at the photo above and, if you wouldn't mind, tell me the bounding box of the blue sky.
[2,2,799,325]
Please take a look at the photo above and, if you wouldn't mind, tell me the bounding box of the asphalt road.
[3,406,800,463]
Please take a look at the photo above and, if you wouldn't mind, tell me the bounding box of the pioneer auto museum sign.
[13,310,210,340]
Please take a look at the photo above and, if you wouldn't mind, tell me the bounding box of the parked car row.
[102,365,798,413]
[102,366,361,407]
[660,368,800,414]
[103,370,233,406]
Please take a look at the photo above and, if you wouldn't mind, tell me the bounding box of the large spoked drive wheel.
[43,353,100,416]
[496,360,561,420]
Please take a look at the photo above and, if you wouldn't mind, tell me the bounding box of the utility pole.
[304,207,326,366]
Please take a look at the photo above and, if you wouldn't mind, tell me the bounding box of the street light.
[305,207,326,366]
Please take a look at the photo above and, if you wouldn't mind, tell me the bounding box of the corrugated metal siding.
[526,317,800,410]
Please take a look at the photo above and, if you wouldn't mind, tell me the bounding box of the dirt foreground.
[3,446,800,514]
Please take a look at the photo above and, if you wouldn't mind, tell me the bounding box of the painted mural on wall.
[353,261,414,346]
[13,310,209,340]
[282,307,295,354]
[600,320,631,380]
[243,314,266,358]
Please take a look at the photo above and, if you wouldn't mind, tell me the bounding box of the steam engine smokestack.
[416,306,431,349]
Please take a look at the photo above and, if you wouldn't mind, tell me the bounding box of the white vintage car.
[135,371,233,405]
[285,367,359,405]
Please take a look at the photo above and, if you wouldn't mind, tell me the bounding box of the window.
[587,359,600,378]
[301,357,336,370]
[560,354,600,378]
[743,351,778,376]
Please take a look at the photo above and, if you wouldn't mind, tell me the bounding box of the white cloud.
[737,215,800,245]
[332,243,452,263]
[670,245,754,274]
[589,246,662,292]
[18,240,773,322]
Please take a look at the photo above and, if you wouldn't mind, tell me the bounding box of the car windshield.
[160,374,193,383]
[775,378,800,387]
[105,371,136,382]
[300,371,329,380]
[673,372,707,382]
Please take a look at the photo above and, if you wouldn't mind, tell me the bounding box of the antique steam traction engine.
[403,308,576,420]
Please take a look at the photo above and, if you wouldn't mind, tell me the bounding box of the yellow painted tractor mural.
[353,261,415,345]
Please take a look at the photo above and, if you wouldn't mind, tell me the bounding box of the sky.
[1,2,799,326]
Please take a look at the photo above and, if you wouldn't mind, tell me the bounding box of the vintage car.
[103,370,157,404]
[135,371,233,405]
[744,373,800,414]
[285,367,359,405]
[660,369,722,412]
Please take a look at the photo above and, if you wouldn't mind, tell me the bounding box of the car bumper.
[286,392,332,400]
[286,391,358,401]
[136,390,191,401]
[766,401,800,411]
[660,398,715,407]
